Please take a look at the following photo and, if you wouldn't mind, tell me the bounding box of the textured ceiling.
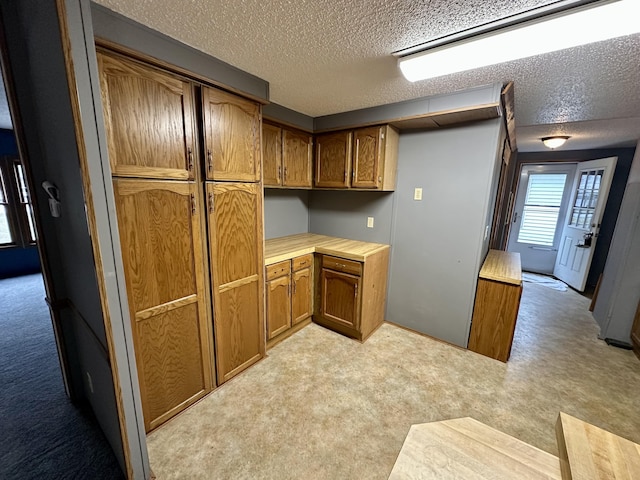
[91,0,639,151]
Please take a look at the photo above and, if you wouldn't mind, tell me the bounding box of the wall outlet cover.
[367,216,374,228]
[414,188,423,201]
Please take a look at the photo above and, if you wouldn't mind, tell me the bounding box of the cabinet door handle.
[354,283,358,298]
[292,280,296,295]
[207,149,212,171]
[190,194,196,215]
[208,193,214,213]
[284,166,288,181]
[187,147,194,172]
[277,165,281,181]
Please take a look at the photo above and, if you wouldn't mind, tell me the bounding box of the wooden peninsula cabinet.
[262,122,313,188]
[314,125,399,191]
[468,250,523,362]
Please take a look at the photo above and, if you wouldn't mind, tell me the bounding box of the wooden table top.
[264,233,389,265]
[389,417,561,479]
[479,249,522,286]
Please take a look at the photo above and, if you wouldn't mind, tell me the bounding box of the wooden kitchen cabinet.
[265,254,313,348]
[113,179,213,432]
[316,248,390,341]
[314,125,398,190]
[207,182,265,383]
[202,86,261,182]
[97,51,196,180]
[266,260,291,340]
[468,250,523,362]
[315,131,352,188]
[262,122,313,188]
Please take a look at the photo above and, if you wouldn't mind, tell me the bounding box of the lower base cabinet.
[315,248,390,342]
[265,254,313,347]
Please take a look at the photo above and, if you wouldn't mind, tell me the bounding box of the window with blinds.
[517,173,567,246]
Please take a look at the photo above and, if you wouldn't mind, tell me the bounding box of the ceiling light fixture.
[542,136,570,149]
[396,0,640,82]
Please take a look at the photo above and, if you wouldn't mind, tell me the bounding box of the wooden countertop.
[479,249,522,286]
[389,417,562,479]
[264,233,389,265]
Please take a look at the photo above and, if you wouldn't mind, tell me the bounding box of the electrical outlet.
[86,371,94,394]
[367,216,374,228]
[414,188,423,201]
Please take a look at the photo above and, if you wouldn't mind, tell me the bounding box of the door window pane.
[517,173,567,246]
[569,168,604,229]
[0,170,12,244]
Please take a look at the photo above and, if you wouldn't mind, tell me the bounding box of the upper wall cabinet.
[315,125,399,191]
[315,131,352,188]
[262,122,313,188]
[97,52,196,180]
[202,87,261,182]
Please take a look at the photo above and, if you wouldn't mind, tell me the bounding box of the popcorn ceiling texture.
[95,0,640,151]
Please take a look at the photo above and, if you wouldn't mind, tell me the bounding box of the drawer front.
[266,260,291,280]
[322,255,362,276]
[292,254,313,272]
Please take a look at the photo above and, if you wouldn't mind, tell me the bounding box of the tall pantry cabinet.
[97,49,265,431]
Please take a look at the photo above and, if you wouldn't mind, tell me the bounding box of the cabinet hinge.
[190,194,196,215]
[208,193,214,214]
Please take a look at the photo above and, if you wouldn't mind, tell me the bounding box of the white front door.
[553,157,617,291]
[508,163,576,274]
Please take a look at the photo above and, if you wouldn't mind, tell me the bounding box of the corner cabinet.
[263,122,313,188]
[315,247,390,341]
[314,125,398,190]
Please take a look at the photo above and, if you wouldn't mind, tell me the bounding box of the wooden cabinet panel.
[322,255,362,276]
[315,131,352,188]
[266,274,291,339]
[292,267,312,325]
[262,123,282,186]
[207,182,265,383]
[266,260,290,281]
[321,268,360,329]
[202,87,261,182]
[283,130,313,188]
[113,179,213,431]
[352,126,381,189]
[292,253,313,272]
[97,52,195,180]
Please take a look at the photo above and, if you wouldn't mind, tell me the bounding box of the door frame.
[507,162,576,274]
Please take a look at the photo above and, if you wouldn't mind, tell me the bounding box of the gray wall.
[0,0,126,472]
[593,144,640,343]
[264,190,310,239]
[386,120,503,347]
[309,191,395,244]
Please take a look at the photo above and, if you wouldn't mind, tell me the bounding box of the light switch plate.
[414,188,423,201]
[367,216,374,228]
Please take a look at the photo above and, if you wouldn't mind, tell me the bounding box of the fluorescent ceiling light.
[398,0,640,82]
[542,136,570,149]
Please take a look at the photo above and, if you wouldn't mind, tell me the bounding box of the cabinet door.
[352,126,382,189]
[207,182,265,383]
[292,267,312,325]
[321,268,360,328]
[98,52,196,180]
[262,123,282,186]
[266,274,291,339]
[202,87,261,182]
[315,131,352,188]
[283,129,313,188]
[113,179,213,432]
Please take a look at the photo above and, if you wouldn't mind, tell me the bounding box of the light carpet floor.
[147,282,640,479]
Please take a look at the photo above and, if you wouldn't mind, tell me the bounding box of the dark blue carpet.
[0,274,124,479]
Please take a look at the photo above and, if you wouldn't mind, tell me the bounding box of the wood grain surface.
[98,51,195,180]
[266,274,291,339]
[352,126,381,189]
[291,266,312,325]
[556,412,640,480]
[202,86,260,182]
[264,233,389,265]
[321,268,361,329]
[479,249,522,285]
[262,122,282,186]
[389,417,562,479]
[282,129,313,187]
[315,131,352,188]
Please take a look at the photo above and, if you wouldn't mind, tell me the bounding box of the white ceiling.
[10,0,640,152]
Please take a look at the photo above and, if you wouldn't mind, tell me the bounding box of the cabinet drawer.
[322,255,362,276]
[292,254,313,272]
[266,260,291,280]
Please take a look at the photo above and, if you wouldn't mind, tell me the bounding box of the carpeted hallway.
[147,281,640,479]
[0,274,123,480]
